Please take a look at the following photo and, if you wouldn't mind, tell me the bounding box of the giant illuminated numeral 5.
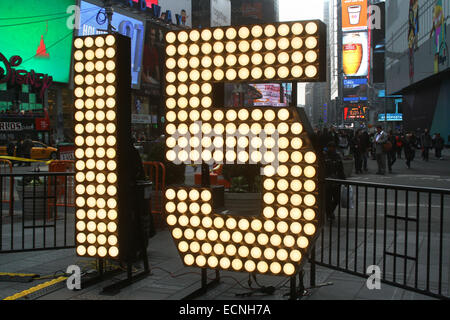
[164,22,326,276]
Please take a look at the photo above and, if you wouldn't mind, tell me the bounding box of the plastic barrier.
[0,160,13,216]
[143,162,166,230]
[47,161,75,219]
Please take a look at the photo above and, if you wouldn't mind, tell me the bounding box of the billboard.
[141,22,165,88]
[0,0,76,83]
[385,0,450,94]
[378,113,403,122]
[342,0,368,31]
[343,78,368,102]
[344,105,368,121]
[158,0,192,27]
[79,1,145,88]
[343,31,369,77]
[224,83,293,108]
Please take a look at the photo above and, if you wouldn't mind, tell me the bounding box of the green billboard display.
[0,0,76,83]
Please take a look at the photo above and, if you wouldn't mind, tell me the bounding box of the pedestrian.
[338,131,349,156]
[323,142,346,222]
[395,133,403,159]
[387,131,397,173]
[351,130,362,174]
[6,140,15,157]
[434,133,444,160]
[15,138,24,166]
[360,130,370,172]
[421,129,432,161]
[375,126,388,175]
[403,133,416,168]
[22,136,33,166]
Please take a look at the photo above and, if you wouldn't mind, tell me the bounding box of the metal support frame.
[182,269,221,300]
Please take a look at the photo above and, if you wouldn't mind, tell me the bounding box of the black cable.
[19,10,100,66]
[0,7,98,28]
[0,7,97,21]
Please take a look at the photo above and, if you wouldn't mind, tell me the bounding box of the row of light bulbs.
[165,37,318,57]
[167,214,316,236]
[165,63,317,80]
[182,254,298,275]
[165,51,317,74]
[165,107,291,122]
[165,22,319,44]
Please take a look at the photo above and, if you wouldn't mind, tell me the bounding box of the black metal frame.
[0,172,75,253]
[310,178,450,300]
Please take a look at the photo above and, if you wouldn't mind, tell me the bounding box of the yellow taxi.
[0,141,58,160]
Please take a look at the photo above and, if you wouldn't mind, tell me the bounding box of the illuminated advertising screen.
[344,105,367,121]
[0,0,76,83]
[79,1,145,88]
[224,83,293,108]
[343,31,369,77]
[132,0,159,6]
[342,0,368,31]
[343,78,368,102]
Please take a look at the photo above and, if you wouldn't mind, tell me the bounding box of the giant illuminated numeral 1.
[164,21,326,276]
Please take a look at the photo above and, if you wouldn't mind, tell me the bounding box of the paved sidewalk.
[0,230,436,300]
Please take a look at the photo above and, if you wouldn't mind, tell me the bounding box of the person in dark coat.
[351,130,363,174]
[324,142,346,222]
[15,139,24,166]
[6,140,15,157]
[387,131,397,173]
[421,129,432,161]
[22,137,33,166]
[403,133,416,168]
[434,133,444,159]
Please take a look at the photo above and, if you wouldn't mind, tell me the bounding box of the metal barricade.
[0,160,13,216]
[143,161,166,229]
[47,161,75,219]
[0,172,75,253]
[310,178,450,300]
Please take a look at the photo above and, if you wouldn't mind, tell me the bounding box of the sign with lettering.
[0,52,53,99]
[0,122,23,131]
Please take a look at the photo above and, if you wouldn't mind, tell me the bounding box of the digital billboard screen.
[343,78,368,102]
[344,105,368,121]
[79,1,145,88]
[224,83,293,108]
[0,0,76,83]
[343,31,369,77]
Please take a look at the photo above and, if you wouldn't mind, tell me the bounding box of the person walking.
[434,133,444,160]
[15,138,24,167]
[360,130,370,172]
[387,131,397,173]
[403,133,416,168]
[6,140,15,157]
[395,133,403,159]
[375,126,388,175]
[22,137,33,166]
[421,129,432,161]
[352,130,363,174]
